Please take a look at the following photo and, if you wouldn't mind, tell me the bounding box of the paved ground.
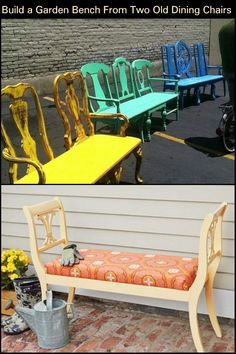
[1,294,235,352]
[1,81,234,184]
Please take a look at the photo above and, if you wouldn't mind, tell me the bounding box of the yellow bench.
[23,198,228,352]
[1,72,143,184]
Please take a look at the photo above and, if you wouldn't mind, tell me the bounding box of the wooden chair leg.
[188,298,204,352]
[211,83,216,99]
[180,91,184,110]
[133,146,143,184]
[161,109,167,131]
[143,114,152,142]
[205,263,222,337]
[67,287,76,316]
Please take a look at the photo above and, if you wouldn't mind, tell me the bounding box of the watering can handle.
[46,290,53,311]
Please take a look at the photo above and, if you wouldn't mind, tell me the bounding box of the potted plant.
[1,249,30,315]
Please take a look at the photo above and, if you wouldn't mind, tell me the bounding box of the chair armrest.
[89,112,129,136]
[207,65,223,75]
[150,77,179,83]
[87,94,120,111]
[150,77,179,93]
[163,72,181,80]
[2,148,46,184]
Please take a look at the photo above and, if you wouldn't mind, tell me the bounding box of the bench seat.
[45,248,198,291]
[99,92,178,118]
[166,75,224,89]
[15,135,141,184]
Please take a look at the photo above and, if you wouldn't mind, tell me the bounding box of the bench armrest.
[2,148,46,184]
[89,112,129,136]
[150,77,179,93]
[163,72,181,80]
[207,65,223,75]
[87,94,120,111]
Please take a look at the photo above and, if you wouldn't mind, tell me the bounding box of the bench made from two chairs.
[161,41,225,109]
[1,72,143,184]
[23,198,228,352]
[81,57,179,142]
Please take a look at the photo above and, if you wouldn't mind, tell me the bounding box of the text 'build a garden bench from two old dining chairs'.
[161,40,225,109]
[1,72,143,185]
[23,197,228,353]
[81,57,179,142]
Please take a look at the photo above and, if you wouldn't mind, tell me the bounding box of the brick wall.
[1,18,210,82]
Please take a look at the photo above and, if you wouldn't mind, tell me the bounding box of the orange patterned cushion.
[45,249,198,291]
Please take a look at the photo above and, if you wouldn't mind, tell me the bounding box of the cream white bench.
[23,198,228,352]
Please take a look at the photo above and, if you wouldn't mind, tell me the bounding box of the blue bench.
[161,40,225,109]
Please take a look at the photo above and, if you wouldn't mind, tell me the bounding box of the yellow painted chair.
[1,73,143,184]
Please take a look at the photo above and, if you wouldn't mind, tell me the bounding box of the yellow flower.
[19,255,29,265]
[7,262,16,272]
[15,250,23,256]
[1,254,7,262]
[7,255,17,263]
[9,273,19,280]
[1,265,7,273]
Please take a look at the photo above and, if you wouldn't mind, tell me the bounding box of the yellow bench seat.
[16,135,141,184]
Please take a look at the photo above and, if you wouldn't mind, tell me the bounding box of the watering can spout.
[15,306,36,333]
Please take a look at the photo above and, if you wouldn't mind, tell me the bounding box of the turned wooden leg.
[142,114,152,142]
[176,96,179,121]
[211,83,216,100]
[195,87,201,105]
[189,297,204,352]
[180,91,184,110]
[67,287,76,317]
[161,109,167,131]
[133,146,143,184]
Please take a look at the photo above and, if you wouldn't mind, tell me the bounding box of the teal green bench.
[81,58,179,142]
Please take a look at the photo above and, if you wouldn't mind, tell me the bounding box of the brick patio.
[1,294,234,352]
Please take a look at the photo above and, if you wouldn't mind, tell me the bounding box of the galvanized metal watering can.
[15,291,71,349]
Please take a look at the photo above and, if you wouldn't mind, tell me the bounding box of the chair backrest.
[23,197,69,279]
[161,44,177,79]
[193,201,228,290]
[53,71,95,150]
[132,59,153,96]
[112,57,136,102]
[174,40,192,78]
[193,42,208,76]
[80,63,115,113]
[1,83,54,183]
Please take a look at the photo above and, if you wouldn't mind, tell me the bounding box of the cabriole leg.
[188,298,204,352]
[133,146,143,184]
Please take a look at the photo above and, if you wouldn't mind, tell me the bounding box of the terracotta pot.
[1,289,17,315]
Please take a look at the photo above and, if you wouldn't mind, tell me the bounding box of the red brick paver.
[1,295,235,353]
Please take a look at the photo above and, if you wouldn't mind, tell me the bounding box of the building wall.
[1,185,234,318]
[1,18,210,82]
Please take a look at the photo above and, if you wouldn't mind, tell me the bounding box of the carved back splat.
[53,71,94,150]
[1,83,54,183]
